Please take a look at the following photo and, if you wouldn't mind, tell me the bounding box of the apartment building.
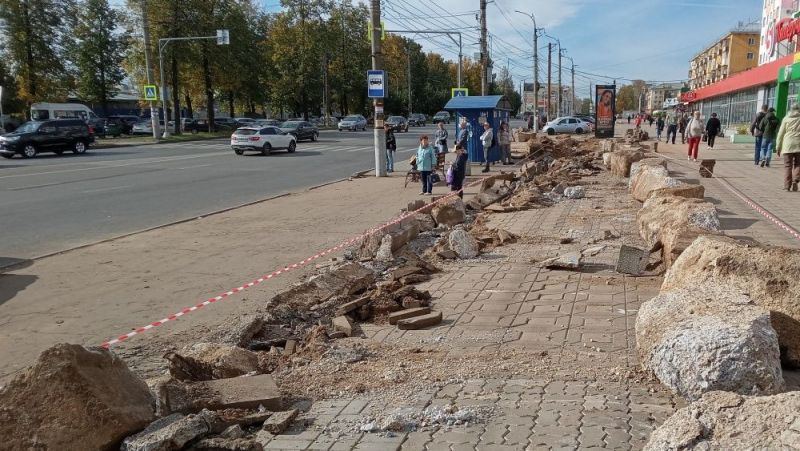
[645,82,685,112]
[689,27,760,90]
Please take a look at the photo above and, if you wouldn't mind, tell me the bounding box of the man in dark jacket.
[450,145,468,198]
[456,116,469,149]
[759,107,780,167]
[705,112,721,149]
[385,123,396,172]
[751,105,768,165]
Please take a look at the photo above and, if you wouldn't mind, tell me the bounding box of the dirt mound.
[0,343,155,450]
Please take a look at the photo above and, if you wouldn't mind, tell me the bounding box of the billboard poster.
[594,85,616,138]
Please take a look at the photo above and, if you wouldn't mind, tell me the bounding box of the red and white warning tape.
[101,172,488,348]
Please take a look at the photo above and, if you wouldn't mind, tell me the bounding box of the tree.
[0,58,23,116]
[492,67,521,114]
[579,98,592,115]
[71,0,128,116]
[616,85,636,112]
[0,0,75,108]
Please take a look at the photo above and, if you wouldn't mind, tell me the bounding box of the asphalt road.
[0,125,438,261]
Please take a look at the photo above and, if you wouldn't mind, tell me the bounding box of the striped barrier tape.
[100,170,492,348]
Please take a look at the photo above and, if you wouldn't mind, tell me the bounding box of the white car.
[543,116,590,135]
[337,115,367,131]
[230,126,297,155]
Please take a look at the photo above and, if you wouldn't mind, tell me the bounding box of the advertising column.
[594,85,616,138]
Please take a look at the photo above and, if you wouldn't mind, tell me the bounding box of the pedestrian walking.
[526,114,533,131]
[679,113,689,144]
[627,114,631,124]
[705,112,721,149]
[450,145,468,198]
[647,115,654,127]
[666,112,678,144]
[686,111,704,162]
[635,114,642,129]
[777,104,800,191]
[416,135,436,195]
[480,122,494,173]
[456,116,469,149]
[655,115,665,141]
[759,107,780,167]
[434,122,448,154]
[384,123,396,172]
[499,122,512,165]
[751,105,768,166]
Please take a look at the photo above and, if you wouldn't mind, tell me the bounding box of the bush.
[736,125,748,135]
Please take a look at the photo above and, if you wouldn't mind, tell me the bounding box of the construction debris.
[261,408,299,434]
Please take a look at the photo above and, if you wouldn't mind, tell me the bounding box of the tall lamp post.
[158,29,229,138]
[515,10,541,132]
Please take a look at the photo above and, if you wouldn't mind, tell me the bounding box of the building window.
[747,52,754,60]
[748,37,755,45]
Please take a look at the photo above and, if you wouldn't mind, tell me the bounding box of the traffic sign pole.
[369,0,386,178]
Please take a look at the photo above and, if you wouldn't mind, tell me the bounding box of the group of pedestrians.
[751,103,800,191]
[387,116,515,196]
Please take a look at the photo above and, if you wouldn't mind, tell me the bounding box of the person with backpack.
[705,112,721,149]
[686,111,704,162]
[479,122,494,173]
[759,107,780,167]
[751,105,768,166]
[448,145,468,198]
[384,123,396,173]
[666,112,678,144]
[416,135,436,195]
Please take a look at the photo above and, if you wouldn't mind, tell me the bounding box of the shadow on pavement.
[244,151,323,158]
[719,216,760,231]
[0,259,37,307]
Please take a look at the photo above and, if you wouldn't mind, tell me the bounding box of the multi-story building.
[759,0,800,65]
[520,84,575,119]
[645,82,685,112]
[688,24,760,90]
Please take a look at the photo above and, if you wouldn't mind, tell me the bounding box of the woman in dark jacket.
[450,145,468,198]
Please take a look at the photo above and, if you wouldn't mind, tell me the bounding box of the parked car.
[253,118,281,127]
[385,116,409,132]
[214,117,238,130]
[131,120,171,134]
[100,119,124,138]
[234,117,256,126]
[543,116,590,135]
[184,119,212,133]
[408,113,426,127]
[0,119,92,158]
[432,111,451,124]
[337,115,367,131]
[279,120,319,142]
[230,126,297,156]
[107,115,140,134]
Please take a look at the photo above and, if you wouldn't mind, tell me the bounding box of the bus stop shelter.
[443,95,513,164]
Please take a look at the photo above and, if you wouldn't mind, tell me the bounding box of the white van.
[30,103,100,122]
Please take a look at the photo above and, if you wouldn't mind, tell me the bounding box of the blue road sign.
[451,87,468,97]
[367,70,386,98]
[143,85,158,101]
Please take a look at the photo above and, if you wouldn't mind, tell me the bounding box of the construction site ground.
[2,123,800,450]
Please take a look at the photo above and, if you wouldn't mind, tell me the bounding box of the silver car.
[543,116,590,135]
[337,115,367,131]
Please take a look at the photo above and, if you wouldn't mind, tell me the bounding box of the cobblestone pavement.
[258,167,684,450]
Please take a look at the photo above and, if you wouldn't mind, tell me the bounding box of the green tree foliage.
[71,0,128,116]
[492,67,521,114]
[0,0,75,107]
[579,97,592,115]
[0,58,23,116]
[616,85,636,112]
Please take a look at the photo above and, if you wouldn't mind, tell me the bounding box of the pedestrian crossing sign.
[451,88,468,98]
[143,85,158,101]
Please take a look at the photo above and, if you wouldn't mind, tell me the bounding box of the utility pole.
[558,48,563,117]
[141,0,160,140]
[480,0,488,95]
[571,62,575,115]
[370,0,386,177]
[547,43,552,120]
[407,47,412,114]
[515,10,539,131]
[323,53,330,127]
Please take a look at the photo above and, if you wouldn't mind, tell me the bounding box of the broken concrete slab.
[539,251,582,270]
[580,245,605,257]
[122,411,214,451]
[497,229,517,244]
[430,197,466,227]
[609,151,645,177]
[397,311,443,330]
[374,234,394,262]
[335,295,371,316]
[636,284,784,401]
[261,409,299,434]
[663,235,800,368]
[648,184,705,200]
[645,391,800,450]
[388,307,433,325]
[437,249,458,260]
[413,213,436,232]
[332,316,353,337]
[0,344,155,451]
[628,157,667,184]
[629,165,686,202]
[563,185,585,199]
[448,227,480,259]
[158,375,282,414]
[391,266,424,281]
[283,340,297,356]
[165,343,259,382]
[189,437,260,451]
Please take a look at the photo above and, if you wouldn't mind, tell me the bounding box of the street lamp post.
[515,10,540,132]
[158,30,229,138]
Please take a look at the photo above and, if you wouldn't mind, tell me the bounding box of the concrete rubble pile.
[596,136,800,447]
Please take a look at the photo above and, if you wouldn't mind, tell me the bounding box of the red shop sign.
[777,17,800,43]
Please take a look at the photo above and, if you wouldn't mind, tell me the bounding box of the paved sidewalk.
[259,169,682,450]
[634,123,800,249]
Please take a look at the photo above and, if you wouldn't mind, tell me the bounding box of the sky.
[259,0,763,99]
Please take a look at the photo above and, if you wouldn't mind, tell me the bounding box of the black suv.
[0,120,93,158]
[408,113,426,127]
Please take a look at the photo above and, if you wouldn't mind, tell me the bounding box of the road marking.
[175,164,213,170]
[81,185,133,194]
[7,181,63,191]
